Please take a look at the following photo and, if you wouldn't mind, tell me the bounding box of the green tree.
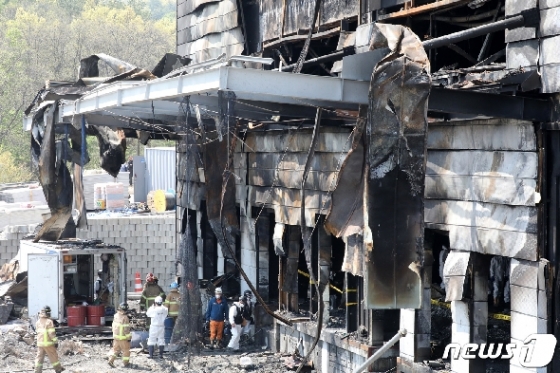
[0,148,34,183]
[0,0,175,182]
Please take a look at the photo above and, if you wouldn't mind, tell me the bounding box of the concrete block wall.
[506,0,560,93]
[0,225,37,265]
[275,321,400,373]
[76,213,176,290]
[0,204,50,233]
[0,224,37,267]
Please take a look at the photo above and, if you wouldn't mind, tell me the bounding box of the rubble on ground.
[0,329,290,373]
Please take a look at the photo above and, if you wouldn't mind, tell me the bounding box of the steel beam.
[429,87,553,122]
[47,66,555,129]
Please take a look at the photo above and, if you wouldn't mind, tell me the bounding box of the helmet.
[118,303,129,312]
[238,296,245,302]
[154,296,163,305]
[97,269,103,276]
[215,287,222,294]
[170,282,179,289]
[243,290,252,299]
[41,305,51,317]
[146,273,155,283]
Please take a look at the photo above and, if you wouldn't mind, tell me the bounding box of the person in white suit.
[146,296,168,359]
[227,296,245,352]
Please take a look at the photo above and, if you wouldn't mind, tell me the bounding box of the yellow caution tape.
[431,299,450,309]
[330,284,344,294]
[297,269,343,294]
[489,313,511,321]
[431,299,510,321]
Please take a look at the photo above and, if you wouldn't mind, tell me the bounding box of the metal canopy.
[23,65,556,130]
[58,67,369,121]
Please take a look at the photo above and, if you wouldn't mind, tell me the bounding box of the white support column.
[399,250,432,362]
[449,252,488,373]
[240,215,257,293]
[509,259,548,373]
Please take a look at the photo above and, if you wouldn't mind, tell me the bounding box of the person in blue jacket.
[205,287,228,349]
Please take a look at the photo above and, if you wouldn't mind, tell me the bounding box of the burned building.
[22,0,560,372]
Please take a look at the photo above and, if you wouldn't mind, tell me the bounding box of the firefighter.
[204,287,228,349]
[241,290,255,341]
[108,303,132,368]
[164,282,181,346]
[164,282,181,319]
[140,273,166,310]
[35,305,65,373]
[146,296,168,359]
[227,296,245,352]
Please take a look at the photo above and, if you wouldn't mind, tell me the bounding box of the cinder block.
[540,7,560,37]
[541,0,560,9]
[511,284,538,317]
[510,311,547,340]
[541,35,560,65]
[451,301,470,327]
[509,339,548,373]
[506,39,539,69]
[451,322,470,345]
[510,259,539,289]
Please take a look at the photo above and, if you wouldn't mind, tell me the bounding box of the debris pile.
[0,327,289,373]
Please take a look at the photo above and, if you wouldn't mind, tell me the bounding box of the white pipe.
[353,329,407,373]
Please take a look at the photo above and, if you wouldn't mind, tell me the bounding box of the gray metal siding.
[145,147,176,193]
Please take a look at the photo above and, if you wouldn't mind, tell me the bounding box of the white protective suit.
[227,302,243,350]
[146,304,168,346]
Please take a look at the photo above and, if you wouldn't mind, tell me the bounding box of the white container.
[93,184,106,210]
[105,183,125,210]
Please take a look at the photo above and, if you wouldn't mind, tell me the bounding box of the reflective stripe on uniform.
[144,292,165,308]
[52,361,60,366]
[115,322,131,340]
[37,327,55,347]
[123,357,130,361]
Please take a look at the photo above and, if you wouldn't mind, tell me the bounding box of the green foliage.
[0,148,34,183]
[0,0,175,182]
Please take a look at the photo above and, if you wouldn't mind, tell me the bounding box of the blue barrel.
[164,317,175,344]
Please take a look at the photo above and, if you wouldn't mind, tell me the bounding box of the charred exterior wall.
[424,118,539,259]
[177,0,245,63]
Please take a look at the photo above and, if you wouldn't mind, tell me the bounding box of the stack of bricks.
[506,0,560,93]
[76,212,176,290]
[0,225,38,265]
[0,203,50,233]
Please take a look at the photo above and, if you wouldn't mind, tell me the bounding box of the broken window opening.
[200,200,218,280]
[328,235,346,330]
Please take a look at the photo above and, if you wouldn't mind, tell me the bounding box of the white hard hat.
[215,287,222,294]
[155,296,163,304]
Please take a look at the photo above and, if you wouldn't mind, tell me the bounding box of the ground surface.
[0,325,289,373]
